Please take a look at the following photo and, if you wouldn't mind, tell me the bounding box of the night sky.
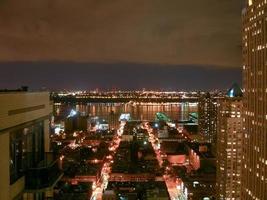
[0,0,244,90]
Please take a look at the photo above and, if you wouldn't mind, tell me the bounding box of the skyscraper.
[216,85,243,200]
[198,92,218,143]
[242,0,267,199]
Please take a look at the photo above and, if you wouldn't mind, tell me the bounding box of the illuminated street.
[144,123,183,200]
[91,122,124,200]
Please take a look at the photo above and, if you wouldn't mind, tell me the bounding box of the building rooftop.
[187,143,215,159]
[54,181,92,200]
[111,141,160,174]
[227,83,243,98]
[161,141,187,155]
[105,181,170,200]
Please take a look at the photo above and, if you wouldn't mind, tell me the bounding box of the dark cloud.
[0,0,243,67]
[0,62,241,91]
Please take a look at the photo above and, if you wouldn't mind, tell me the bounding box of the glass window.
[10,122,44,184]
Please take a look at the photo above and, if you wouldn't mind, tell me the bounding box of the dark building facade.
[198,93,218,144]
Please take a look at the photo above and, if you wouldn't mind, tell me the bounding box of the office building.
[242,0,267,199]
[216,84,243,199]
[198,92,218,143]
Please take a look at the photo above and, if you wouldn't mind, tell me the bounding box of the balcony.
[25,153,63,191]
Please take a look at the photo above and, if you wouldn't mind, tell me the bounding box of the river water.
[54,102,198,128]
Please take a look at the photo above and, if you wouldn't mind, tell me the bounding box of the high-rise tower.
[216,84,243,199]
[242,0,267,199]
[198,92,218,144]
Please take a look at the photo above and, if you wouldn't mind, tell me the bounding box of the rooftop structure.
[226,83,243,98]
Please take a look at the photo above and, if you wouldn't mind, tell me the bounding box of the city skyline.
[0,0,266,200]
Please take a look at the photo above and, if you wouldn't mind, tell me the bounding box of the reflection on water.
[54,102,198,128]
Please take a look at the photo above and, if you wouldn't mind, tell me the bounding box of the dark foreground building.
[0,91,62,200]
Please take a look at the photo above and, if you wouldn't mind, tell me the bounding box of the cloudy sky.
[0,0,244,90]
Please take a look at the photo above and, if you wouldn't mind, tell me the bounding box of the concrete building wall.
[0,133,10,200]
[0,92,52,200]
[0,92,52,131]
